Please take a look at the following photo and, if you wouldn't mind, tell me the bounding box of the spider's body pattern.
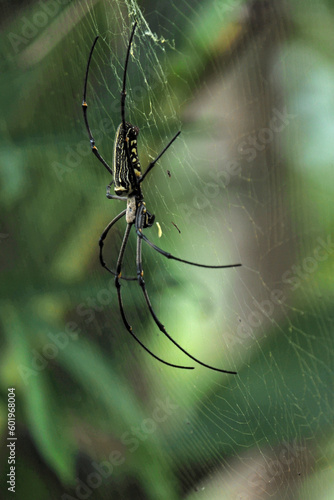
[113,122,141,197]
[82,21,241,374]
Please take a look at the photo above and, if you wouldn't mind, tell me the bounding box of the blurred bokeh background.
[1,0,333,498]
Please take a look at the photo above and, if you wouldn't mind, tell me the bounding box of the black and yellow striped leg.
[135,206,237,374]
[114,222,194,370]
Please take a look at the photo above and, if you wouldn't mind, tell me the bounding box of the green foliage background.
[0,0,333,499]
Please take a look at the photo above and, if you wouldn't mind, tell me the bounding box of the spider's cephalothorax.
[82,21,242,373]
[113,122,141,197]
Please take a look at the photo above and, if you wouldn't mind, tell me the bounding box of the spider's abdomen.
[113,122,141,196]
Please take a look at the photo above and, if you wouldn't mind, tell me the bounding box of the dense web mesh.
[1,0,333,499]
[73,2,333,497]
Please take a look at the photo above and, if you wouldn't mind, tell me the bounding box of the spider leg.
[120,22,139,186]
[106,182,127,201]
[115,222,194,370]
[82,36,114,177]
[136,207,237,374]
[99,209,137,281]
[140,131,181,183]
[121,22,137,133]
[135,205,241,269]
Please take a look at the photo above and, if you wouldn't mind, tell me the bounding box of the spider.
[82,21,241,374]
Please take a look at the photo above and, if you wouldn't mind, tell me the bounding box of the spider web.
[69,0,333,498]
[2,0,333,498]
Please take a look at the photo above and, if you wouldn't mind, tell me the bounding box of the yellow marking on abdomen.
[156,222,162,238]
